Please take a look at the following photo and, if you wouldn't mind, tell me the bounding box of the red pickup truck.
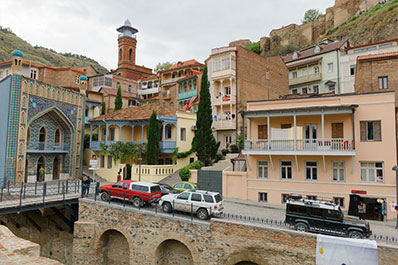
[99,180,162,207]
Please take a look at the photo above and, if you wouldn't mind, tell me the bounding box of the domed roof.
[11,50,23,57]
[79,75,88,81]
[124,19,131,26]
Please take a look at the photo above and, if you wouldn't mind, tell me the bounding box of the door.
[111,181,123,197]
[52,156,60,180]
[348,195,361,217]
[37,156,45,182]
[332,123,344,149]
[197,170,222,194]
[304,124,317,150]
[39,127,46,150]
[324,209,344,235]
[190,193,203,212]
[308,207,324,232]
[174,192,190,212]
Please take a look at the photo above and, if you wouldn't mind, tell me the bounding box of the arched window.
[37,156,45,182]
[39,127,46,149]
[129,48,132,61]
[119,48,122,61]
[55,129,61,147]
[27,127,30,143]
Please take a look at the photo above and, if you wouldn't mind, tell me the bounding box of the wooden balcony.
[289,72,322,86]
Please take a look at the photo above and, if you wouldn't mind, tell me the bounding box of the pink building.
[224,92,397,220]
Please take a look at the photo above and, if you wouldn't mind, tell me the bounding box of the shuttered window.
[360,121,381,141]
[258,125,268,139]
[331,123,344,138]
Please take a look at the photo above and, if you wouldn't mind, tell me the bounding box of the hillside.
[326,0,398,46]
[0,26,108,73]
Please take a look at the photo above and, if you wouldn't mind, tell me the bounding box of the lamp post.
[137,145,144,182]
[392,166,398,229]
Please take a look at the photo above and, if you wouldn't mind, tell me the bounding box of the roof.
[11,50,23,57]
[99,87,134,98]
[177,70,202,82]
[159,59,204,73]
[242,104,358,116]
[357,51,398,62]
[79,75,87,81]
[90,104,176,122]
[283,40,347,63]
[346,38,398,50]
[287,57,321,69]
[86,98,102,104]
[141,74,159,81]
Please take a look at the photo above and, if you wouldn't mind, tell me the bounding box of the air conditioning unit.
[191,125,197,131]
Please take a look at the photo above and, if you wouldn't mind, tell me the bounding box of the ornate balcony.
[26,142,70,153]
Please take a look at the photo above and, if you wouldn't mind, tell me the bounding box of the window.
[129,48,132,61]
[128,85,132,93]
[183,183,192,190]
[109,128,115,141]
[166,125,172,139]
[328,63,334,73]
[378,76,388,89]
[305,161,318,181]
[360,121,381,141]
[258,125,268,139]
[281,194,289,203]
[281,124,291,129]
[180,128,186,141]
[313,66,320,73]
[266,70,270,80]
[189,157,194,163]
[302,87,308,94]
[314,46,320,53]
[75,76,80,84]
[224,87,231,95]
[165,158,173,165]
[350,65,356,76]
[123,182,128,190]
[107,156,113,168]
[177,193,190,200]
[325,209,340,220]
[333,197,345,208]
[292,89,298,95]
[258,192,267,202]
[30,70,37,79]
[328,83,335,92]
[331,123,344,138]
[191,193,202,202]
[225,135,232,144]
[313,85,319,94]
[292,71,297,79]
[100,155,105,168]
[311,208,323,218]
[281,161,292,179]
[174,183,183,189]
[204,195,214,203]
[307,195,318,201]
[360,162,384,182]
[332,161,345,182]
[380,43,393,49]
[257,161,268,178]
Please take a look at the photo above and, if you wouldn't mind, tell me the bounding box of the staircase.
[201,153,238,171]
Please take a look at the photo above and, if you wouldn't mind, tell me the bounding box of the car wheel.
[132,197,142,208]
[295,222,308,232]
[349,231,364,239]
[197,208,209,220]
[162,202,172,213]
[100,192,110,201]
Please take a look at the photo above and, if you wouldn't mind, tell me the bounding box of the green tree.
[246,42,261,54]
[146,110,160,165]
[154,61,174,73]
[192,65,219,166]
[114,84,123,111]
[101,100,106,115]
[302,9,320,24]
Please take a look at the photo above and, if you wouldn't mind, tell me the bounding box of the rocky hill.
[0,26,107,73]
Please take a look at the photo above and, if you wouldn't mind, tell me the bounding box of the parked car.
[99,181,162,207]
[159,190,223,220]
[172,182,197,192]
[154,183,179,196]
[284,194,371,239]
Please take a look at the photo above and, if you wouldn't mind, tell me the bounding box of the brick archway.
[224,248,268,265]
[96,227,132,265]
[154,239,193,265]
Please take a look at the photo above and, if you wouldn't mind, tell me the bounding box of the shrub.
[179,167,191,181]
[246,42,261,54]
[214,153,224,163]
[221,148,228,156]
[229,144,240,153]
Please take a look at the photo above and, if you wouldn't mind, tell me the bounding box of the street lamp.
[392,165,398,229]
[137,145,145,182]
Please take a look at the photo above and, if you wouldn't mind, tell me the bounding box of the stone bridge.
[72,199,398,265]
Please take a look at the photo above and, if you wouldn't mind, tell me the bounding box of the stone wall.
[72,199,398,265]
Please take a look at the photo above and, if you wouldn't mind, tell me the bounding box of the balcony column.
[230,78,233,117]
[267,114,270,150]
[321,112,325,144]
[220,80,223,97]
[248,118,251,141]
[162,123,166,142]
[105,123,109,145]
[174,123,177,141]
[141,124,144,144]
[294,114,296,151]
[131,124,135,143]
[119,125,122,142]
[89,124,93,147]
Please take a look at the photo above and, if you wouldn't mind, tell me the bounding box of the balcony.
[90,140,175,153]
[289,72,322,86]
[161,77,181,86]
[213,95,236,106]
[27,142,70,153]
[243,138,355,156]
[178,90,197,100]
[213,120,235,130]
[131,164,177,182]
[138,87,159,96]
[85,116,92,124]
[160,141,177,153]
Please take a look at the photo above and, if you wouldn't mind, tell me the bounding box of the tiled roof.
[177,69,202,82]
[346,38,398,50]
[90,104,176,122]
[287,58,321,69]
[99,87,134,98]
[159,59,203,73]
[357,51,398,61]
[283,40,347,63]
[86,98,102,104]
[141,74,158,81]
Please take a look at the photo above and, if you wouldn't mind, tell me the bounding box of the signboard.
[316,234,378,265]
[89,158,99,170]
[351,190,367,194]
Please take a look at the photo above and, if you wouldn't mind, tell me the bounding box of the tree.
[114,84,123,111]
[101,100,106,115]
[246,42,261,54]
[154,62,174,73]
[192,64,219,166]
[302,9,320,24]
[146,110,160,165]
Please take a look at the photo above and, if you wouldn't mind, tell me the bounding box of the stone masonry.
[72,200,398,265]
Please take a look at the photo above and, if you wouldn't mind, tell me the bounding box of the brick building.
[206,46,289,149]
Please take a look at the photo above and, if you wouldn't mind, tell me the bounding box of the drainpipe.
[235,50,239,136]
[336,48,341,94]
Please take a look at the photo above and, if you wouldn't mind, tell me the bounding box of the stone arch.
[224,249,269,265]
[235,262,259,265]
[96,227,132,265]
[155,239,193,265]
[28,106,75,131]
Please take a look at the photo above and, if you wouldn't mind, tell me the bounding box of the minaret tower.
[11,50,23,75]
[117,19,138,69]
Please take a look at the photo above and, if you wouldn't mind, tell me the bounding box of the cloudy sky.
[0,0,334,71]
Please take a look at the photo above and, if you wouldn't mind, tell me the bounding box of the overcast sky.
[0,0,334,71]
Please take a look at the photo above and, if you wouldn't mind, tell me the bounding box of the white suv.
[159,190,224,220]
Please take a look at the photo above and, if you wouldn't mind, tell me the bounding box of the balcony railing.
[160,141,177,150]
[289,72,322,86]
[138,87,159,95]
[90,140,175,151]
[178,90,197,100]
[161,77,181,86]
[213,120,235,130]
[244,138,354,152]
[27,142,70,152]
[213,94,236,105]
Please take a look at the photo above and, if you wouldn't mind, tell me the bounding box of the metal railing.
[27,142,70,151]
[244,138,354,152]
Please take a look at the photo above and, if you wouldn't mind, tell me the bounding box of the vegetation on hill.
[0,26,107,73]
[302,9,320,24]
[246,42,261,54]
[326,0,398,46]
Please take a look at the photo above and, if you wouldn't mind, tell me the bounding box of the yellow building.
[87,104,196,182]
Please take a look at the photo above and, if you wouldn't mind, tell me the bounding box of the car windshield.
[215,194,223,203]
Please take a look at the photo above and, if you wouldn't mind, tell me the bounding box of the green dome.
[11,50,23,57]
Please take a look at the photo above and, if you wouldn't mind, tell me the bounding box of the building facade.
[177,70,202,112]
[0,51,86,185]
[340,39,398,93]
[283,40,348,95]
[232,92,397,220]
[206,46,289,149]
